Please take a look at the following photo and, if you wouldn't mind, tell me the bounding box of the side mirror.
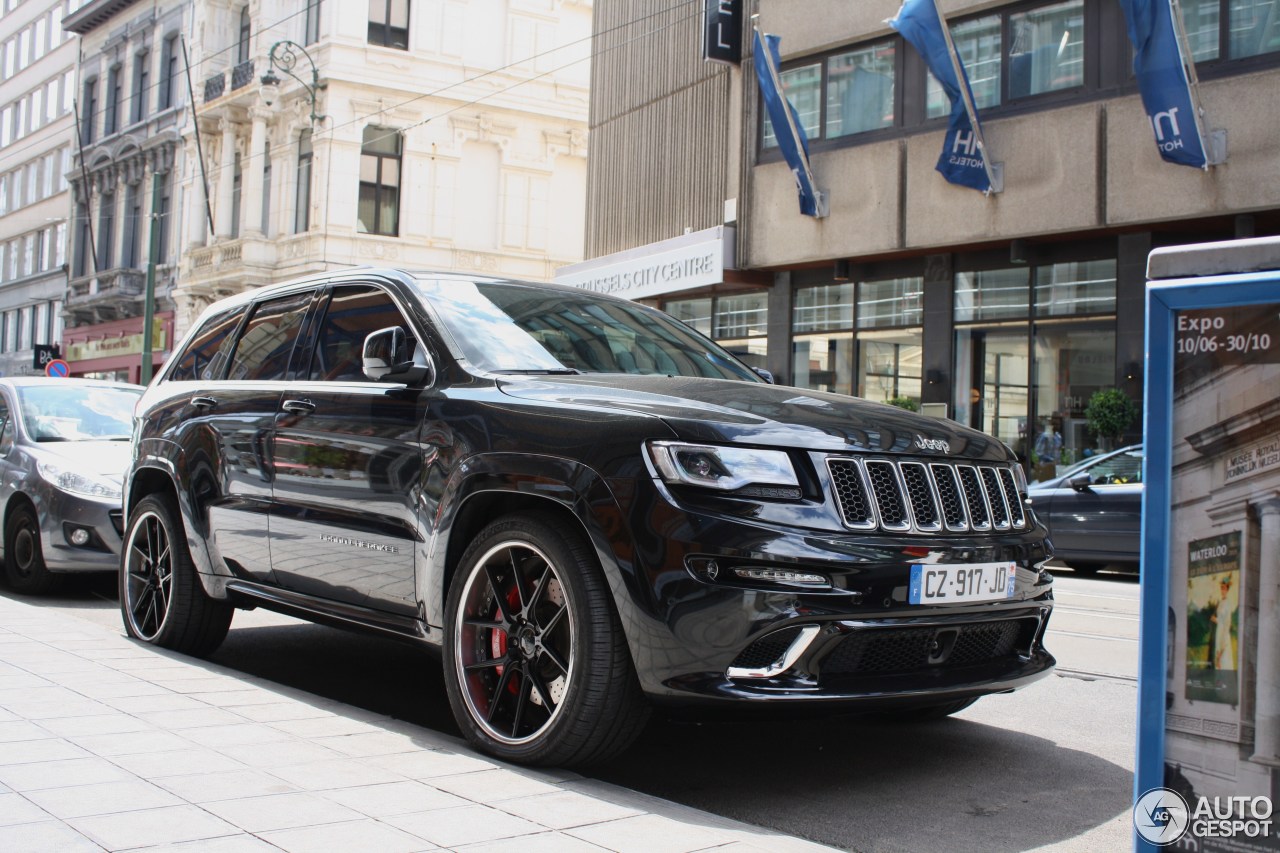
[363,326,432,385]
[753,367,775,384]
[1067,473,1093,492]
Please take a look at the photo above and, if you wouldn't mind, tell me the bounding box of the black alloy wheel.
[443,513,648,767]
[4,504,60,594]
[120,495,232,656]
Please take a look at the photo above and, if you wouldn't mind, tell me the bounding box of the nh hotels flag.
[1118,0,1209,168]
[753,30,824,217]
[889,0,992,193]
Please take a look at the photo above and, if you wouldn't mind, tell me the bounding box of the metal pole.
[71,101,99,275]
[141,172,162,385]
[180,35,217,236]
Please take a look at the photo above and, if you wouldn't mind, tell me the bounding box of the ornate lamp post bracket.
[260,40,327,125]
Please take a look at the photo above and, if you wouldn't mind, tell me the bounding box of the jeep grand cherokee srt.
[122,269,1055,767]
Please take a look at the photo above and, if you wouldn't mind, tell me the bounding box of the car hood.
[29,440,132,481]
[496,375,1012,460]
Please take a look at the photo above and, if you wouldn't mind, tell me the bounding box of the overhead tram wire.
[208,0,703,183]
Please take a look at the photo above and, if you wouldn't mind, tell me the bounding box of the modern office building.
[172,0,593,337]
[63,0,189,382]
[562,0,1280,470]
[0,0,77,378]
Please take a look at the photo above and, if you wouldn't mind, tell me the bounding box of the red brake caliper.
[489,586,523,694]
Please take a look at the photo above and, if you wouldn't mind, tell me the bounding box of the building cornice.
[64,0,146,36]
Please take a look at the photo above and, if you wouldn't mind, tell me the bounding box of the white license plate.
[908,562,1017,604]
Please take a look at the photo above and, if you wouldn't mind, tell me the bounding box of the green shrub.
[887,396,919,412]
[1085,388,1138,445]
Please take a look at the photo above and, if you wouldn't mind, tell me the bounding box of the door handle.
[190,396,218,409]
[282,399,316,414]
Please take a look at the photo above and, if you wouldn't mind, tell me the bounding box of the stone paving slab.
[0,596,837,853]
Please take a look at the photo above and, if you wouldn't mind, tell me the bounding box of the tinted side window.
[226,292,313,381]
[169,306,246,381]
[308,285,409,382]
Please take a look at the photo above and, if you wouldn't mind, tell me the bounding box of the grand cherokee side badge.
[915,435,951,453]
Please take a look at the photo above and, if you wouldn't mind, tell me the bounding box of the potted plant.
[886,396,919,411]
[1085,388,1138,451]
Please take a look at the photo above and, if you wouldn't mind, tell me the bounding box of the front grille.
[729,627,804,671]
[828,457,1028,535]
[821,619,1030,677]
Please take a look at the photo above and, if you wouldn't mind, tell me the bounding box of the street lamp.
[260,40,326,125]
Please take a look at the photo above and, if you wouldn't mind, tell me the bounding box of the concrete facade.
[173,0,593,337]
[0,0,77,379]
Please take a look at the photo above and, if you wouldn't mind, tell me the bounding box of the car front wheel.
[120,494,232,656]
[443,512,648,767]
[4,504,60,594]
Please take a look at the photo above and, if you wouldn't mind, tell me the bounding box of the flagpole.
[753,23,826,216]
[1166,0,1217,167]
[934,1,1001,193]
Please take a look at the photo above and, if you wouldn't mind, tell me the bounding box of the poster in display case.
[1136,237,1280,851]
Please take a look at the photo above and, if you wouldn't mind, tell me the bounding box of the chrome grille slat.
[979,466,1011,530]
[827,457,1027,535]
[998,468,1027,528]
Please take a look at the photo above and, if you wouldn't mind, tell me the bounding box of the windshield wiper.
[491,368,582,375]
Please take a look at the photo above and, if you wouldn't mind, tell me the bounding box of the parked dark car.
[122,269,1055,767]
[1027,444,1143,572]
[0,377,143,593]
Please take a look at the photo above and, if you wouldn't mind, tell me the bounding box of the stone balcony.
[65,268,149,325]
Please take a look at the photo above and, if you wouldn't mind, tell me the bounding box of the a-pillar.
[240,106,269,236]
[215,118,237,239]
[1251,496,1280,765]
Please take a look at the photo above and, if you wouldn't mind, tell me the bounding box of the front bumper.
[36,486,124,573]
[617,477,1056,709]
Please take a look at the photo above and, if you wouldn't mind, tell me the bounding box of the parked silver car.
[0,378,143,593]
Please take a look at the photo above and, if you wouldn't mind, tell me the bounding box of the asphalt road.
[5,565,1139,852]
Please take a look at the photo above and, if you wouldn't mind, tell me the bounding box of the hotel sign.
[555,225,734,302]
[703,0,742,65]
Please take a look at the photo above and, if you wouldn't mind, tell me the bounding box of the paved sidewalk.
[0,596,836,853]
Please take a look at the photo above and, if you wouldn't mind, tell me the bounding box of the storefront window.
[954,268,1029,322]
[857,277,923,328]
[1034,259,1116,316]
[794,283,853,332]
[664,297,712,336]
[793,333,854,395]
[859,329,922,404]
[713,293,768,339]
[954,326,1029,449]
[1033,323,1116,475]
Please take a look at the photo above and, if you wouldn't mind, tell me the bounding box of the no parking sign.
[44,359,69,378]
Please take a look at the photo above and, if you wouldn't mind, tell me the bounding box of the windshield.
[413,278,761,382]
[18,385,142,442]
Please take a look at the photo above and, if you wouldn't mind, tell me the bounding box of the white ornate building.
[174,0,592,336]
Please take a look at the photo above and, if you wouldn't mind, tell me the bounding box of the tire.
[4,504,61,595]
[120,494,233,657]
[443,512,649,767]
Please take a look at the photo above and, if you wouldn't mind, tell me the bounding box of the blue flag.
[889,0,991,193]
[1118,0,1208,168]
[753,30,823,217]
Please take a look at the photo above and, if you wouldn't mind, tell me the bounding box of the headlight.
[1012,463,1029,496]
[647,441,801,498]
[36,459,122,500]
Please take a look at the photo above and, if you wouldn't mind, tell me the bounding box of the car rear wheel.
[120,495,232,656]
[443,512,649,767]
[4,505,60,595]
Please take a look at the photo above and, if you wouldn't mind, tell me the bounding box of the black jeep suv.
[123,269,1055,766]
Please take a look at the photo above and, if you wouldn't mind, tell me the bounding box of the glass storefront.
[666,291,769,370]
[953,259,1117,476]
[793,283,853,394]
